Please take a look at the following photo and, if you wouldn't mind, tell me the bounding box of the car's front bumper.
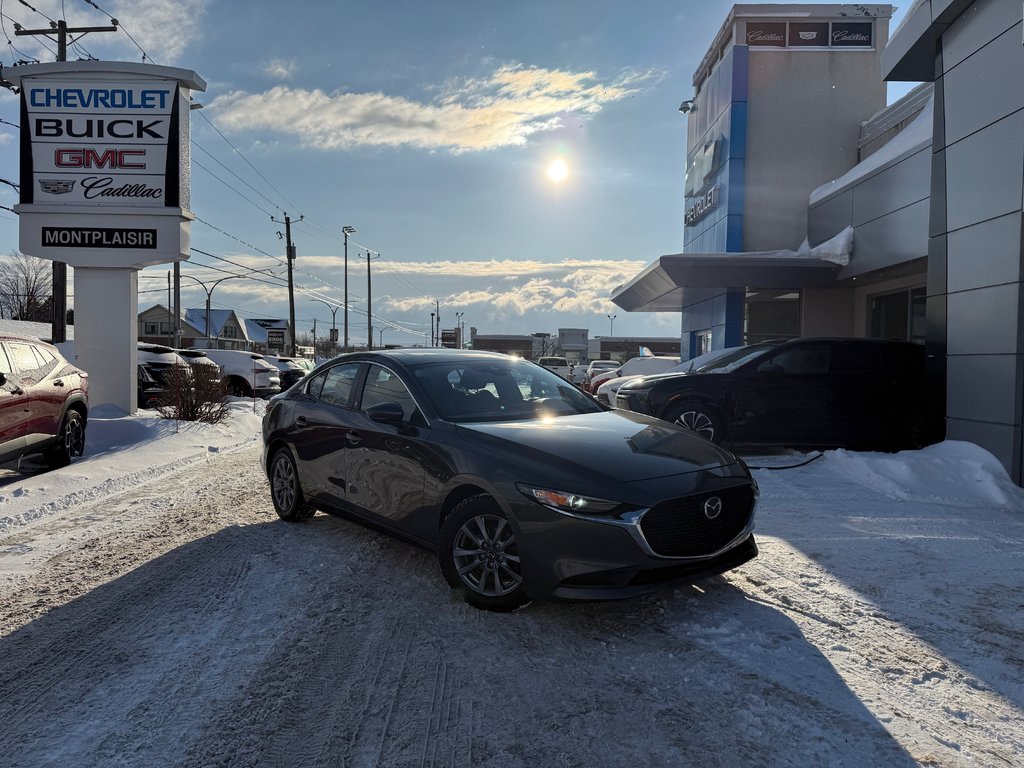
[510,478,758,601]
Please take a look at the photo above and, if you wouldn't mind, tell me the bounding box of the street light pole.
[342,226,356,353]
[607,313,617,337]
[365,249,380,350]
[310,298,342,355]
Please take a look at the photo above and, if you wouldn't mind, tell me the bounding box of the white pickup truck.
[536,356,572,380]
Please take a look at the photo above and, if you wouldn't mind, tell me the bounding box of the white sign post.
[9,61,206,413]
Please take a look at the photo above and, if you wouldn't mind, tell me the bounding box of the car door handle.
[296,416,308,426]
[346,430,361,446]
[53,380,64,387]
[11,386,23,395]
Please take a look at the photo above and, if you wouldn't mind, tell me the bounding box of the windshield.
[411,358,601,422]
[695,343,775,373]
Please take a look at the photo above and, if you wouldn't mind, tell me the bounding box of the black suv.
[615,338,932,451]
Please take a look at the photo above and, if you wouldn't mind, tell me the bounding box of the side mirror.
[0,372,6,386]
[366,401,405,424]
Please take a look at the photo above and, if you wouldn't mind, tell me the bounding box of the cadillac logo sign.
[703,496,723,520]
[39,179,75,194]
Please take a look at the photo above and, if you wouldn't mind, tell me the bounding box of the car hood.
[454,409,739,482]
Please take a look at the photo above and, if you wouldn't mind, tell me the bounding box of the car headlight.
[517,484,625,518]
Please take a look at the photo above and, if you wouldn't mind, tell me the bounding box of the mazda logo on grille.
[703,496,722,520]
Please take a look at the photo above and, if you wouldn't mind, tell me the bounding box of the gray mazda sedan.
[262,349,758,611]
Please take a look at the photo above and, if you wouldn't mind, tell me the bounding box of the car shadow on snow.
[750,458,1024,715]
[0,515,917,768]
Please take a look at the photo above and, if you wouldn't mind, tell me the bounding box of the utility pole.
[365,250,380,349]
[272,213,301,356]
[342,226,356,352]
[435,299,441,347]
[166,272,173,346]
[173,262,181,347]
[312,318,317,359]
[430,312,435,346]
[17,18,118,345]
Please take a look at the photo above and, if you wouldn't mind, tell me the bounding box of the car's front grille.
[639,484,755,557]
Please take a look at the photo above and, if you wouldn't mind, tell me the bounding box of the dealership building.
[611,1,1024,485]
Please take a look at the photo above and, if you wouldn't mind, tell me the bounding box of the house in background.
[137,305,291,353]
[138,304,204,347]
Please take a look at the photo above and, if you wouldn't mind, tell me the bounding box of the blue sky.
[0,1,912,346]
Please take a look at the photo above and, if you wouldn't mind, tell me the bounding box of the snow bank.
[821,441,1023,510]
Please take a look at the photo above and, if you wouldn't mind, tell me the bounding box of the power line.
[194,108,300,214]
[192,214,278,260]
[191,139,284,216]
[192,158,275,217]
[79,0,150,62]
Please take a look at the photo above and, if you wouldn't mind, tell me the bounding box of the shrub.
[157,364,230,423]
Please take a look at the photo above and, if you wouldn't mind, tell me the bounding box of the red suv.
[0,334,89,468]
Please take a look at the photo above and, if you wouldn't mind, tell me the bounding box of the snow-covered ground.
[0,405,1022,767]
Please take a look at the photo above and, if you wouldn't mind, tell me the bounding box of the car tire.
[664,399,723,443]
[228,377,253,397]
[269,448,315,522]
[439,495,530,612]
[45,409,86,469]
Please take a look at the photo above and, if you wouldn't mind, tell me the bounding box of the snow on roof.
[182,308,247,340]
[810,96,933,206]
[243,318,288,345]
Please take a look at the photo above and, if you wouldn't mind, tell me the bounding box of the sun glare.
[546,158,569,183]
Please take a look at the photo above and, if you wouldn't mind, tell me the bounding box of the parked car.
[199,348,281,397]
[0,333,88,468]
[262,349,758,611]
[174,348,221,373]
[138,343,191,386]
[589,355,681,394]
[536,356,572,380]
[137,364,165,409]
[615,337,932,450]
[595,346,769,406]
[263,354,307,390]
[582,359,619,390]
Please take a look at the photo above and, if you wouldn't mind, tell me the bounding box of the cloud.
[209,64,660,153]
[3,0,205,63]
[262,59,298,80]
[379,259,644,318]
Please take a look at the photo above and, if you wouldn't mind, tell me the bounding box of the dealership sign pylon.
[8,61,206,413]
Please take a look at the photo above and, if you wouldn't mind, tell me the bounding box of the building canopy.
[611,251,843,312]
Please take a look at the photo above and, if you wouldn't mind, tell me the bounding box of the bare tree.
[0,250,52,322]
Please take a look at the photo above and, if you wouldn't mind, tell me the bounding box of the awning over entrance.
[611,251,843,312]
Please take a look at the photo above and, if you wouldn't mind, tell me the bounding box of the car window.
[30,344,57,373]
[318,363,360,407]
[0,344,11,375]
[758,343,830,375]
[7,342,43,382]
[306,370,327,398]
[412,359,600,422]
[360,364,424,424]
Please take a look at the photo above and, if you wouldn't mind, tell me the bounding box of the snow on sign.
[22,82,176,208]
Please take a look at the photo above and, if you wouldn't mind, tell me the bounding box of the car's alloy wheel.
[45,410,85,468]
[270,448,315,521]
[666,400,722,443]
[440,495,529,611]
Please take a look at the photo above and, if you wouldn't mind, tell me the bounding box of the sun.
[546,158,569,183]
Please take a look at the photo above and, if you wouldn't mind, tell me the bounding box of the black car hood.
[455,409,738,482]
